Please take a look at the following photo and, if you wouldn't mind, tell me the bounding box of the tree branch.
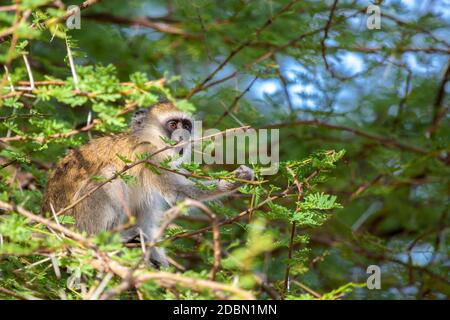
[186,0,300,99]
[428,60,450,138]
[262,120,449,164]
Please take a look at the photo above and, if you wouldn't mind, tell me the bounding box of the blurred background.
[0,0,449,299]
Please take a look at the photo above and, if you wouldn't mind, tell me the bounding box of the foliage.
[0,0,449,300]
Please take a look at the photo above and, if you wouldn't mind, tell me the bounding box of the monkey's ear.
[131,108,148,130]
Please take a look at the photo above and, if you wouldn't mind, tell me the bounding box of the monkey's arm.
[169,165,254,203]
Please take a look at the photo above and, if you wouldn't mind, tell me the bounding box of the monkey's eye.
[167,120,178,130]
[182,121,192,131]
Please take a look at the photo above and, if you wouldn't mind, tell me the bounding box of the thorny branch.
[0,199,254,299]
[165,171,319,243]
[0,79,166,143]
[282,167,308,298]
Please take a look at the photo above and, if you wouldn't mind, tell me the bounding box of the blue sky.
[248,0,449,115]
[130,0,449,116]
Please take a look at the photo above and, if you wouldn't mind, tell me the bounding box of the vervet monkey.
[42,102,253,267]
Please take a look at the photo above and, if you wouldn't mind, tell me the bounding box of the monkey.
[41,102,254,268]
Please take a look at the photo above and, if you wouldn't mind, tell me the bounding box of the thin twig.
[184,199,221,281]
[274,58,294,115]
[43,0,102,28]
[262,120,448,164]
[320,0,339,78]
[88,272,114,300]
[282,167,305,297]
[186,0,299,98]
[212,76,258,127]
[22,54,35,90]
[0,287,40,300]
[428,60,450,138]
[393,69,412,130]
[167,171,318,243]
[65,37,79,91]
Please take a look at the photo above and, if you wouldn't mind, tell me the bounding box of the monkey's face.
[132,103,194,159]
[132,103,192,137]
[150,104,193,144]
[166,118,192,135]
[166,118,192,157]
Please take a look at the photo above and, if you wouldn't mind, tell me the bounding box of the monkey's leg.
[143,224,169,269]
[133,194,169,269]
[72,177,131,235]
[119,227,140,242]
[119,224,168,269]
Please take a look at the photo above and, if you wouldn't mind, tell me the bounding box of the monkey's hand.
[212,165,253,193]
[233,165,254,182]
[216,165,254,192]
[170,165,255,202]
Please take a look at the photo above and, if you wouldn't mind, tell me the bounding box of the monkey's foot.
[149,248,169,270]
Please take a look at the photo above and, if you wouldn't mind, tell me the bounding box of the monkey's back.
[41,133,140,216]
